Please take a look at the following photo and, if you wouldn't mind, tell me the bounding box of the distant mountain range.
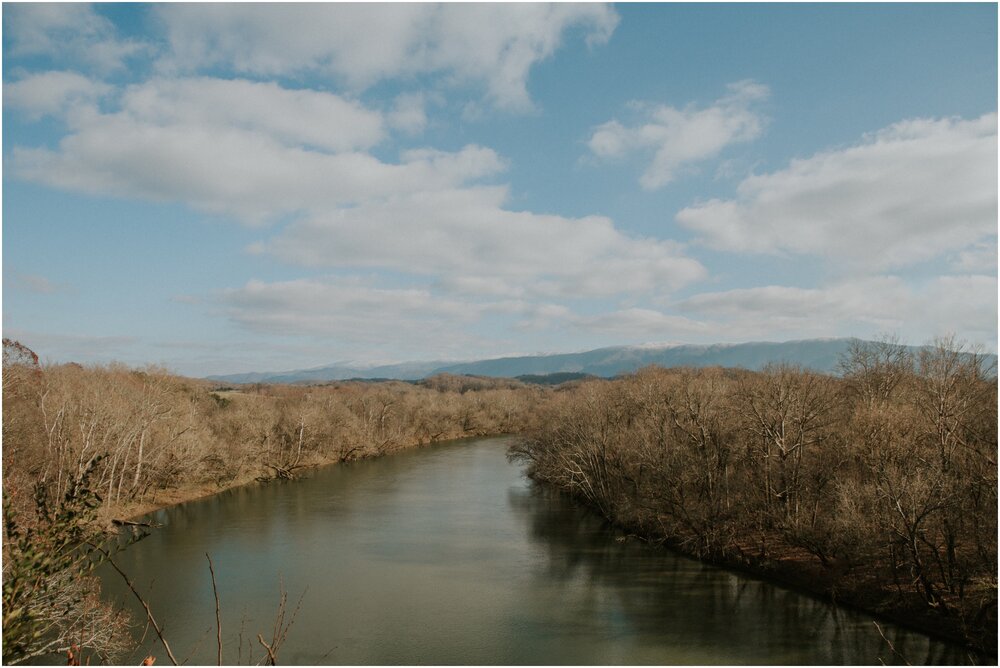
[209,337,985,385]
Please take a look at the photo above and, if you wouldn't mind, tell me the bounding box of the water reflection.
[507,482,966,665]
[99,437,968,665]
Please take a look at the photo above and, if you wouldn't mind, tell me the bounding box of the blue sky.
[3,3,997,376]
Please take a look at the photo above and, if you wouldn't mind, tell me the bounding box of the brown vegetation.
[510,336,997,656]
[3,336,996,661]
[3,353,544,523]
[1,339,544,662]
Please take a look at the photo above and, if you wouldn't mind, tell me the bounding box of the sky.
[2,2,997,376]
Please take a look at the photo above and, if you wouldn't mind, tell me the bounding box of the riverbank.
[4,355,551,663]
[110,428,498,522]
[111,429,993,660]
[112,433,466,521]
[111,438,995,657]
[509,359,996,660]
[539,476,996,661]
[7,350,993,663]
[99,435,968,666]
[4,360,544,534]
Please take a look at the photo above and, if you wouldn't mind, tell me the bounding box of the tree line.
[510,336,997,655]
[2,336,996,661]
[1,340,543,663]
[3,352,542,519]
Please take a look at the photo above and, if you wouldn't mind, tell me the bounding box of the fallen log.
[112,519,162,529]
[261,463,306,481]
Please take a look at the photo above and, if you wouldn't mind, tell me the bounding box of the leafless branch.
[873,621,911,666]
[205,553,223,666]
[87,543,178,666]
[256,635,277,666]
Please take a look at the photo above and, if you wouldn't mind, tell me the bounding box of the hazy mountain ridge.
[209,361,446,385]
[207,337,995,384]
[430,339,856,378]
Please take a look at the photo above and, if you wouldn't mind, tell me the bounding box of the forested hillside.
[2,337,996,662]
[1,340,543,663]
[511,337,998,654]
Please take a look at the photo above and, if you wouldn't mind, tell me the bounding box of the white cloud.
[120,77,386,152]
[388,93,429,135]
[10,78,505,223]
[679,280,905,330]
[567,308,711,339]
[502,273,996,351]
[675,275,998,347]
[2,328,140,363]
[677,113,998,269]
[8,71,705,303]
[4,71,112,119]
[950,241,998,274]
[588,80,769,189]
[508,302,575,330]
[219,278,489,355]
[3,3,144,72]
[262,186,707,299]
[155,3,618,111]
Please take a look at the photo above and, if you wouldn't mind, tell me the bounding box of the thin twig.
[179,628,212,666]
[237,615,247,666]
[205,553,223,666]
[277,587,307,653]
[255,582,307,666]
[873,621,911,666]
[317,645,338,662]
[88,543,178,666]
[256,634,277,666]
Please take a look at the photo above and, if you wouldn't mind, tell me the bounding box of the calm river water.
[100,436,966,664]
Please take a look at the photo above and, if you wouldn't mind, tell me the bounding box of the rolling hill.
[207,337,941,384]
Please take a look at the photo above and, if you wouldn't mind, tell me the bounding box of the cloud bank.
[3,5,995,366]
[677,114,998,270]
[155,3,619,111]
[588,80,769,188]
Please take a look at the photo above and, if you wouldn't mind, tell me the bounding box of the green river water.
[99,436,968,665]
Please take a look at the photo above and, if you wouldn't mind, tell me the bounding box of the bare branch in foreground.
[873,621,911,666]
[88,543,179,666]
[206,553,223,666]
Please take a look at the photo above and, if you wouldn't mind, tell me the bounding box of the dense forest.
[512,337,998,655]
[1,339,542,664]
[2,336,997,663]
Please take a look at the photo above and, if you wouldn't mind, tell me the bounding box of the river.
[99,436,966,664]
